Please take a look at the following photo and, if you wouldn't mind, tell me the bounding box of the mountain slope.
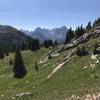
[0,25,30,47]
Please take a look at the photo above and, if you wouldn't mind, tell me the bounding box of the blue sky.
[0,0,100,30]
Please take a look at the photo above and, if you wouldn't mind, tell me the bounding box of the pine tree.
[12,44,16,53]
[93,18,100,27]
[93,43,99,55]
[4,47,10,56]
[86,21,91,32]
[21,41,27,50]
[54,40,58,45]
[34,61,38,71]
[0,48,5,59]
[43,40,49,48]
[13,46,27,78]
[9,59,13,65]
[48,40,53,46]
[65,27,74,44]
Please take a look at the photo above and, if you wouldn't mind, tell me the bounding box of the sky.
[0,0,100,30]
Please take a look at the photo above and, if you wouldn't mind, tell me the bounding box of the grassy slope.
[0,38,100,100]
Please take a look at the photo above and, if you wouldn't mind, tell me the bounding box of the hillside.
[0,25,30,47]
[0,24,100,100]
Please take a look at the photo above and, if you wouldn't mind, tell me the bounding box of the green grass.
[0,44,100,100]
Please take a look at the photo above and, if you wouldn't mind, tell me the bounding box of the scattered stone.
[9,74,13,78]
[0,75,5,78]
[76,96,80,100]
[85,94,92,100]
[25,81,29,84]
[15,92,32,98]
[90,74,94,77]
[83,66,88,69]
[90,64,93,67]
[39,58,48,64]
[1,94,4,97]
[92,64,96,69]
[70,94,77,100]
[97,93,100,99]
[51,53,59,57]
[96,60,99,64]
[33,86,36,89]
[12,96,15,99]
[68,92,100,100]
[92,94,97,100]
[91,54,97,60]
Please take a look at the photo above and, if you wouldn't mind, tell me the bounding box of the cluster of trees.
[28,37,40,51]
[0,46,11,59]
[93,18,100,27]
[64,17,100,44]
[0,37,40,60]
[86,22,92,32]
[75,25,85,39]
[43,40,58,48]
[65,25,85,44]
[13,46,40,78]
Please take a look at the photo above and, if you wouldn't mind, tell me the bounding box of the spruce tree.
[43,40,49,48]
[13,46,27,78]
[12,44,16,53]
[54,40,58,45]
[65,27,74,44]
[9,59,13,65]
[93,18,100,27]
[86,21,91,32]
[34,61,38,71]
[48,40,53,46]
[4,47,10,56]
[0,48,5,59]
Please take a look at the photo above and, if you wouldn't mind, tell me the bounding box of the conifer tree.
[43,40,49,48]
[65,27,74,44]
[9,59,13,65]
[48,40,53,46]
[34,61,38,71]
[13,46,27,78]
[86,21,91,32]
[0,48,5,59]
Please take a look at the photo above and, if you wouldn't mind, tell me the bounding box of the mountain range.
[0,25,68,48]
[21,26,68,43]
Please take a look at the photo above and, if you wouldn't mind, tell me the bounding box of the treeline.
[43,40,58,48]
[0,37,40,59]
[64,17,100,44]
